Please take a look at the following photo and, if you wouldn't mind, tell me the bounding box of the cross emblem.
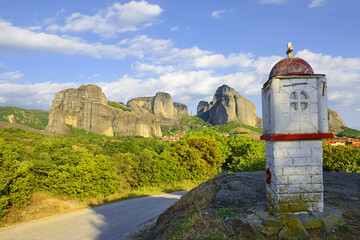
[286,42,293,58]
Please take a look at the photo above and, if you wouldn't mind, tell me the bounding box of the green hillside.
[337,126,360,138]
[0,106,49,130]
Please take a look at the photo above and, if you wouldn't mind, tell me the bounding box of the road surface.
[0,191,187,240]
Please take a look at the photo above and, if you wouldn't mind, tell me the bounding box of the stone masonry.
[266,140,324,214]
[261,48,332,216]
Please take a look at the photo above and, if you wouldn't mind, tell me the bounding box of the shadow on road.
[88,191,188,240]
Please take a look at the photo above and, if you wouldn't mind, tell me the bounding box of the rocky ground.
[144,171,360,240]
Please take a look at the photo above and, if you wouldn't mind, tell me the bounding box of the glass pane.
[300,102,308,110]
[290,102,297,110]
[300,92,307,100]
[290,92,297,99]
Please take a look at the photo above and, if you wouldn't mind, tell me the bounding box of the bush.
[323,143,360,173]
[0,148,32,219]
[226,136,266,172]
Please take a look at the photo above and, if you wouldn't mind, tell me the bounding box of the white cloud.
[0,20,130,59]
[47,1,163,38]
[0,20,176,60]
[88,74,100,80]
[191,53,254,69]
[211,9,226,19]
[260,0,287,4]
[171,26,179,31]
[28,26,42,31]
[119,35,173,59]
[356,108,360,112]
[309,0,327,8]
[0,71,24,83]
[0,81,77,109]
[133,63,174,75]
[296,50,360,112]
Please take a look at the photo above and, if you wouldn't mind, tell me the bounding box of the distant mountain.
[328,108,347,134]
[197,85,262,128]
[45,84,162,137]
[127,92,184,126]
[0,106,49,130]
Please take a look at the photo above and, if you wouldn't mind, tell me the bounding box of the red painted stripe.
[260,133,334,141]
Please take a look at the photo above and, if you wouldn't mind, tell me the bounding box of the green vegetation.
[338,126,360,138]
[1,114,360,225]
[212,121,262,134]
[323,142,360,173]
[0,106,48,130]
[214,208,235,220]
[107,101,132,112]
[226,135,266,172]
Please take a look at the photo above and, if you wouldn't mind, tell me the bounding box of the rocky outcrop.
[45,85,162,137]
[197,85,262,128]
[197,101,209,115]
[128,92,182,126]
[146,172,360,239]
[174,102,188,116]
[328,108,346,134]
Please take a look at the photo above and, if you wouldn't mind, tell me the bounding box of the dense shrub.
[226,136,266,172]
[0,146,33,218]
[323,143,360,173]
[174,134,225,180]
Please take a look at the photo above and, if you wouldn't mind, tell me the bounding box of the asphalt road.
[0,191,187,240]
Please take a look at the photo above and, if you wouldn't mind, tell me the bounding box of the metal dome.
[269,57,314,79]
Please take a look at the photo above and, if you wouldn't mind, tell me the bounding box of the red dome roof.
[269,57,314,79]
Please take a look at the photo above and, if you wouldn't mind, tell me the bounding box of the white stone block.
[299,140,322,148]
[311,201,324,212]
[301,193,323,202]
[273,157,293,167]
[299,121,317,133]
[277,183,323,194]
[306,166,323,175]
[310,175,323,184]
[310,103,318,113]
[277,141,300,149]
[287,148,312,158]
[283,166,305,175]
[292,158,308,166]
[274,148,288,158]
[278,193,301,203]
[288,175,311,184]
[293,158,319,166]
[272,175,288,185]
[312,148,323,158]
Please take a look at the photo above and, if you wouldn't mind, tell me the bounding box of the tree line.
[1,119,359,221]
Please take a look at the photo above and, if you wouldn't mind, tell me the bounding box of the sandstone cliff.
[328,108,347,134]
[197,85,262,128]
[173,102,188,116]
[45,85,162,137]
[128,92,182,126]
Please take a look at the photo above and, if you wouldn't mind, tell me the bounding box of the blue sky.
[0,0,359,130]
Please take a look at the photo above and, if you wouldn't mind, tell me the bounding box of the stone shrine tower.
[261,43,334,215]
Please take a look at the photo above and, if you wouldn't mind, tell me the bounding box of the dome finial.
[286,42,293,58]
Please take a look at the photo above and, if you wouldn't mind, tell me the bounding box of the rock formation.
[128,92,182,126]
[328,108,347,134]
[45,85,162,137]
[197,85,262,128]
[173,102,188,116]
[146,172,360,239]
[197,101,209,115]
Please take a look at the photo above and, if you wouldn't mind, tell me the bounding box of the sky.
[0,0,359,130]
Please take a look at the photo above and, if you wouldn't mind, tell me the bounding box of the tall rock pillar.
[261,43,334,215]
